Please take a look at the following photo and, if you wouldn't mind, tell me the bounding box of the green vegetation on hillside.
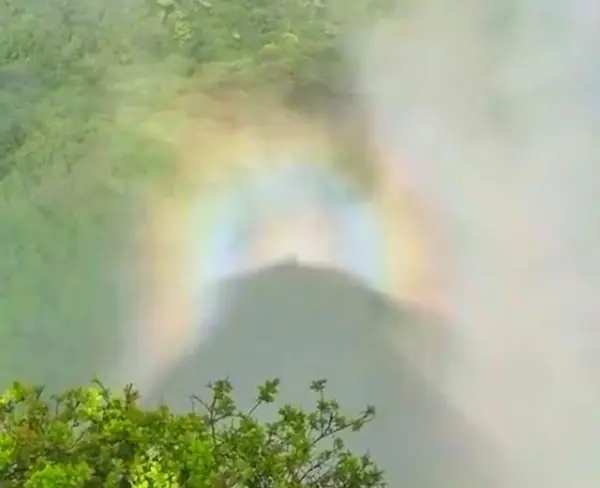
[0,0,388,390]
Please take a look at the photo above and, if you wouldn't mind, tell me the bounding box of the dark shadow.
[151,262,502,487]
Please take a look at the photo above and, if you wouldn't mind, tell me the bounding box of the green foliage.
[0,378,384,487]
[149,0,345,88]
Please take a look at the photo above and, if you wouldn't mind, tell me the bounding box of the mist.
[2,0,599,486]
[105,1,600,485]
[117,2,599,483]
[351,2,600,486]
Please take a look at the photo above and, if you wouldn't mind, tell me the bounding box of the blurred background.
[1,0,599,486]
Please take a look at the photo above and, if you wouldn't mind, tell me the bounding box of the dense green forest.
[0,0,389,390]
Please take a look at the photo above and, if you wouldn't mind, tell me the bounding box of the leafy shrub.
[0,378,385,487]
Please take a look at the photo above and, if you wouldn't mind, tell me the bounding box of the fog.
[2,0,599,486]
[350,2,600,486]
[111,2,600,486]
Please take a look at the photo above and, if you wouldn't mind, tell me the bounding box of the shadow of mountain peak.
[156,261,502,487]
[220,261,454,375]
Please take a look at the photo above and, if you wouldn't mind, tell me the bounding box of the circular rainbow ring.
[117,117,442,394]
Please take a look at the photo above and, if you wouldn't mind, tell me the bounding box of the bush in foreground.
[0,378,385,487]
